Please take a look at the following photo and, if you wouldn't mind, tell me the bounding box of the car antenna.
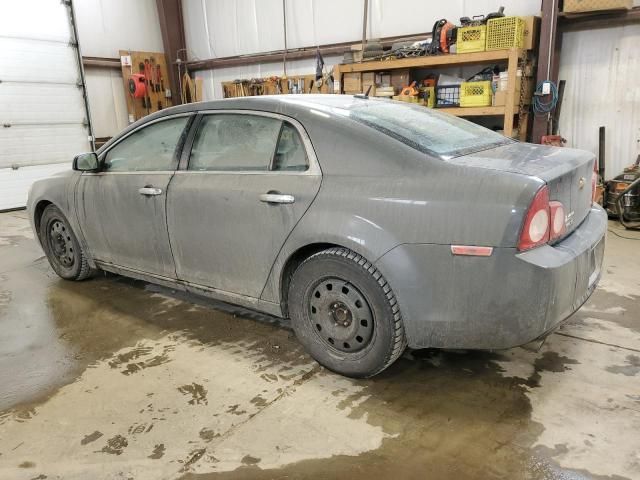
[354,85,372,99]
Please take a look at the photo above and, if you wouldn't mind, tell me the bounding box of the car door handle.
[138,187,163,196]
[259,193,295,204]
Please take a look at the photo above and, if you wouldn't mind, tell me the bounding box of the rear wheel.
[39,204,94,281]
[288,247,406,378]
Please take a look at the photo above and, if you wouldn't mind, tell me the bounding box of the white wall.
[75,0,164,57]
[182,0,542,99]
[75,0,164,138]
[85,68,130,138]
[558,24,640,179]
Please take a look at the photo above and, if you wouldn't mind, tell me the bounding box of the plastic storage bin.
[486,16,525,51]
[459,81,492,107]
[457,25,486,53]
[435,85,460,107]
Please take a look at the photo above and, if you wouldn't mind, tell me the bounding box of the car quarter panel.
[375,205,607,349]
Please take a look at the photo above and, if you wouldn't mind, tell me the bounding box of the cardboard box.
[343,73,361,92]
[362,72,375,87]
[563,0,632,12]
[522,16,540,51]
[494,78,534,106]
[390,69,410,93]
[377,72,391,87]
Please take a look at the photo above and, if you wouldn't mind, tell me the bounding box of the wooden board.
[337,49,525,73]
[119,50,173,122]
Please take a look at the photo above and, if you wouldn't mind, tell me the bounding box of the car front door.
[167,111,322,298]
[76,115,192,278]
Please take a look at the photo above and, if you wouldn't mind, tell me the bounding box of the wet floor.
[0,210,639,480]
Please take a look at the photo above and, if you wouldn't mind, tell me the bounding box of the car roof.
[157,94,390,117]
[98,95,387,154]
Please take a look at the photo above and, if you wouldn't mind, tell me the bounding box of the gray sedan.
[27,95,606,377]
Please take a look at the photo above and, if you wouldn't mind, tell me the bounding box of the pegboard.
[119,50,173,122]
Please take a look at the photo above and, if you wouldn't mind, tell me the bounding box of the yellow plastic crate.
[486,16,524,51]
[460,81,492,107]
[421,86,435,108]
[457,25,486,53]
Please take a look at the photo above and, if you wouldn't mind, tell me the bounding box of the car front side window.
[188,114,282,171]
[103,116,189,172]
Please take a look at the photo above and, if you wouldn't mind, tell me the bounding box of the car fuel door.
[167,112,322,298]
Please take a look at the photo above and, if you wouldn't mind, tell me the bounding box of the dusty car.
[27,95,606,378]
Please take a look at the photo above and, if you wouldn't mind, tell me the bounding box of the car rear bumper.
[375,204,607,349]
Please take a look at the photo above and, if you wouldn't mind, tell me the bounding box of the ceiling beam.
[186,33,430,72]
[83,56,120,68]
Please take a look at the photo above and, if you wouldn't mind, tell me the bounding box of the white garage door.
[0,0,91,211]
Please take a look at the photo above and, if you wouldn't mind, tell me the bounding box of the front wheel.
[288,247,406,378]
[39,204,94,281]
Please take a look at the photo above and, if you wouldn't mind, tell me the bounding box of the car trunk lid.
[447,142,595,236]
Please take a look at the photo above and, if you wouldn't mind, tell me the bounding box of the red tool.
[128,74,147,111]
[144,59,153,91]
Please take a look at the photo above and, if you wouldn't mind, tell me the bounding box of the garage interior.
[1,0,640,479]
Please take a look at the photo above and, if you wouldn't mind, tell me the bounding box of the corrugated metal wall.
[558,24,640,179]
[76,0,164,138]
[182,0,542,99]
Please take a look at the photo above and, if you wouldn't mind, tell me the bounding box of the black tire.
[39,204,94,281]
[288,247,406,378]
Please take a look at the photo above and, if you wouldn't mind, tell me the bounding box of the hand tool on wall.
[157,64,164,93]
[150,57,159,92]
[144,59,154,92]
[137,62,150,112]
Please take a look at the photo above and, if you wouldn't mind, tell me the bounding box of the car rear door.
[76,114,192,278]
[167,111,321,298]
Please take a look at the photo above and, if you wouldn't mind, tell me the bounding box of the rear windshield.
[345,101,511,158]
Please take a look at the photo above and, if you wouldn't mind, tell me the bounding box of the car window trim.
[177,109,321,176]
[91,113,195,175]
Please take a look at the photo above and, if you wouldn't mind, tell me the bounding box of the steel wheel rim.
[48,220,75,268]
[307,277,374,353]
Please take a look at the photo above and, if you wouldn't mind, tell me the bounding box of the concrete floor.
[0,210,639,480]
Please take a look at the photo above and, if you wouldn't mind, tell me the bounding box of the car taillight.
[518,186,550,251]
[549,201,566,240]
[591,170,598,202]
[518,186,568,251]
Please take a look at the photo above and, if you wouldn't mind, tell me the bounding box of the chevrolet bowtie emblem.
[578,177,585,189]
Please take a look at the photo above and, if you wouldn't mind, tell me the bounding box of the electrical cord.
[608,228,640,240]
[533,80,559,115]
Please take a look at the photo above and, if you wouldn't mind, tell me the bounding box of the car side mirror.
[73,152,99,172]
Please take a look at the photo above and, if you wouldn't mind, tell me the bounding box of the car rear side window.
[272,122,308,171]
[103,117,189,172]
[346,102,511,158]
[189,114,282,171]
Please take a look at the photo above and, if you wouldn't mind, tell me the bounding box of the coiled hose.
[533,80,558,115]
